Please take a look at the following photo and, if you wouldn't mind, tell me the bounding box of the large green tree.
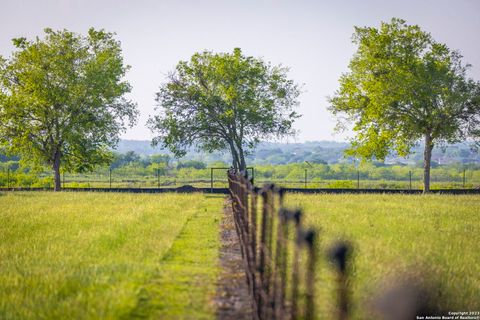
[0,28,138,191]
[329,18,480,192]
[148,48,300,172]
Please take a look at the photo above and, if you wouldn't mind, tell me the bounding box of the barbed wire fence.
[228,169,353,320]
[1,166,480,190]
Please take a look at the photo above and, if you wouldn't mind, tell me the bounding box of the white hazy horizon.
[1,0,479,143]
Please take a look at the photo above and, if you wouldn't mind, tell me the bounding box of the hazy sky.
[1,0,479,142]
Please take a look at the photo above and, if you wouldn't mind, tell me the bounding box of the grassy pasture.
[1,191,479,320]
[284,194,480,318]
[0,192,223,319]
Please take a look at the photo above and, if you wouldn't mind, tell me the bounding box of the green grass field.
[285,194,480,318]
[0,192,223,319]
[1,192,479,319]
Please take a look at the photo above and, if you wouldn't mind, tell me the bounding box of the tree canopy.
[148,48,301,172]
[329,18,480,192]
[0,28,138,190]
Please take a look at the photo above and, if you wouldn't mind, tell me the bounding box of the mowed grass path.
[285,194,480,318]
[0,192,223,319]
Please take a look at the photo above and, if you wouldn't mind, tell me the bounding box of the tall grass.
[0,192,222,319]
[285,194,480,318]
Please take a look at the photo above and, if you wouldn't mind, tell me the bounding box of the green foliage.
[177,160,206,170]
[148,48,301,170]
[326,180,355,188]
[330,18,480,158]
[110,151,143,169]
[106,139,480,166]
[2,159,478,190]
[149,153,171,165]
[0,28,138,189]
[329,18,480,191]
[31,176,54,188]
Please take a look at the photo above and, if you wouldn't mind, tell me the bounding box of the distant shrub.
[376,182,404,189]
[32,177,53,188]
[68,182,91,188]
[326,180,355,188]
[177,160,206,170]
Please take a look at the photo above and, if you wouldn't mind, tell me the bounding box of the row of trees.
[1,19,479,192]
[5,148,476,173]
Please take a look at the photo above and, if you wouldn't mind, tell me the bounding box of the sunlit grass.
[2,191,477,319]
[0,192,223,319]
[284,194,480,318]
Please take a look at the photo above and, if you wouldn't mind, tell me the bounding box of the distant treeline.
[114,140,480,166]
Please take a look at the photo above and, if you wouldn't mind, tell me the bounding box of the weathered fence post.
[330,242,352,320]
[259,188,269,319]
[291,209,302,319]
[249,184,259,317]
[266,185,276,320]
[305,229,317,320]
[275,209,287,319]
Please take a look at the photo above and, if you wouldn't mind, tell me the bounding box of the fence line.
[2,165,480,194]
[228,169,353,320]
[1,166,479,189]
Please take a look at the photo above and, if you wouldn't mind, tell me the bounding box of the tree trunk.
[238,147,247,173]
[423,134,434,193]
[53,151,61,191]
[233,138,247,173]
[230,150,239,170]
[228,138,247,173]
[228,140,242,171]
